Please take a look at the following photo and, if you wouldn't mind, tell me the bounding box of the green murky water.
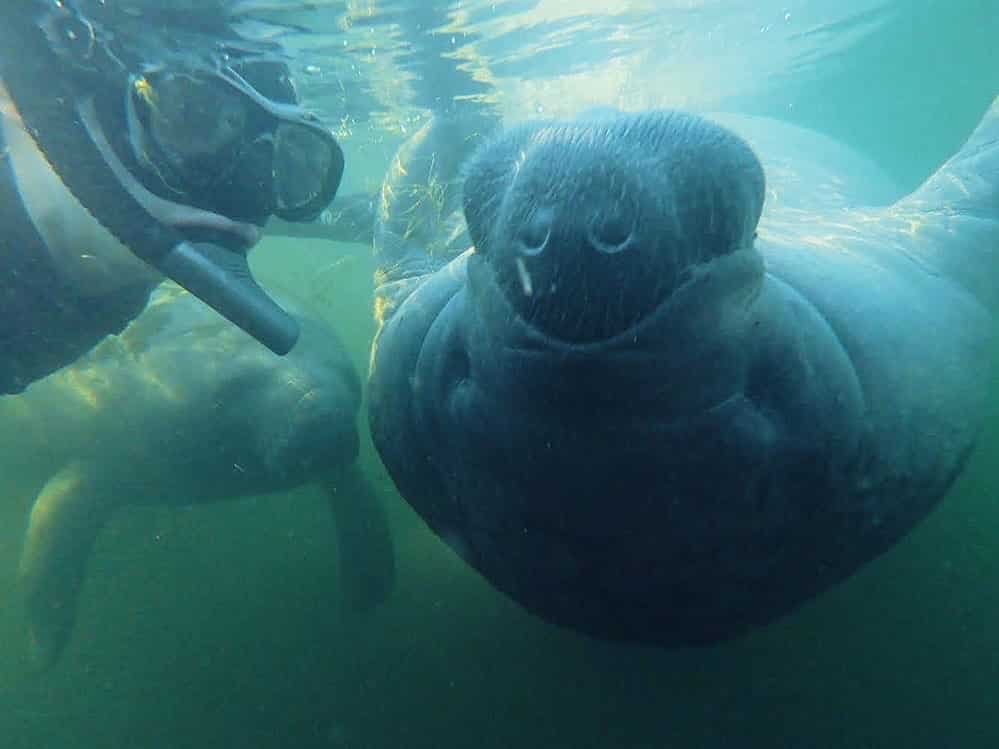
[2,2,999,747]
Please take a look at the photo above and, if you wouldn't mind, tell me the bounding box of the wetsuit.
[0,97,157,394]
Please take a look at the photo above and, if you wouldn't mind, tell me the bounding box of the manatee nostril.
[587,209,636,255]
[516,206,553,256]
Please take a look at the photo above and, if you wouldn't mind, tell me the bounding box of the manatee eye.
[587,206,636,254]
[516,206,553,257]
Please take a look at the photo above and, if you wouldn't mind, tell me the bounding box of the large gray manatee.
[6,284,394,668]
[367,99,999,646]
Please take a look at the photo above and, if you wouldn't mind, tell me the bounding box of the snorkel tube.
[0,0,306,354]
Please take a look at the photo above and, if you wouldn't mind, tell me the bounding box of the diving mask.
[126,65,344,223]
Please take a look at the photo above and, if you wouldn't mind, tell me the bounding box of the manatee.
[6,284,394,668]
[366,99,999,646]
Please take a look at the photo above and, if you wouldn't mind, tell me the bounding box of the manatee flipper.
[17,461,118,669]
[891,96,999,310]
[321,464,395,613]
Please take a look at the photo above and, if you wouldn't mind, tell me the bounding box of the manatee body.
[367,101,999,645]
[7,284,394,668]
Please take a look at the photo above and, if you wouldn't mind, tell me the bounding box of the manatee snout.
[256,323,361,480]
[264,390,359,479]
[463,110,766,343]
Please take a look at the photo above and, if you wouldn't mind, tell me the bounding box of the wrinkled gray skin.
[9,285,394,668]
[368,101,999,645]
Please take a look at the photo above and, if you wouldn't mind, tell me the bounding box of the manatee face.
[463,111,765,343]
[122,292,363,495]
[218,317,362,488]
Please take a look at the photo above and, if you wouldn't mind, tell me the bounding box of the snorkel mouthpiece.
[158,242,299,355]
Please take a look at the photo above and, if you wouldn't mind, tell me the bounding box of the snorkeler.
[0,1,344,394]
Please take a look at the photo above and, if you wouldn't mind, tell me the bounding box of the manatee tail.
[17,462,117,670]
[891,96,999,310]
[321,463,395,613]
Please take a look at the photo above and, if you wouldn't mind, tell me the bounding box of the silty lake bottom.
[1,2,999,747]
